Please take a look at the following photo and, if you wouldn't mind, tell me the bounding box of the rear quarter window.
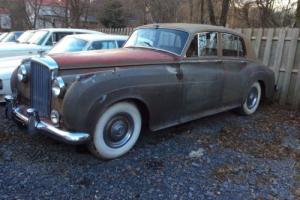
[222,33,246,57]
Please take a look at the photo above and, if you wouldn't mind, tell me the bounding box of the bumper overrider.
[4,95,91,145]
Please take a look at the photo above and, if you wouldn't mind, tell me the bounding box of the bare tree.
[206,0,231,26]
[24,0,43,28]
[207,0,217,25]
[188,0,194,22]
[220,0,231,26]
[255,0,276,27]
[199,0,205,23]
[295,0,300,27]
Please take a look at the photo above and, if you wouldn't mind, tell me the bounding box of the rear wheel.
[88,102,142,159]
[240,82,262,115]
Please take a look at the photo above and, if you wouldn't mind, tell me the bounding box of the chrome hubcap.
[104,113,134,148]
[246,87,258,109]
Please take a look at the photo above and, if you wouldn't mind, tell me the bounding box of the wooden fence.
[98,27,300,110]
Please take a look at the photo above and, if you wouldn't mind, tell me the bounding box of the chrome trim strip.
[7,98,90,145]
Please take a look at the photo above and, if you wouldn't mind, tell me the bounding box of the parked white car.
[0,34,128,102]
[0,28,103,58]
[49,34,128,54]
[0,30,36,45]
[0,33,8,42]
[0,31,23,43]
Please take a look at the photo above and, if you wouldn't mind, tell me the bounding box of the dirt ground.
[0,104,299,200]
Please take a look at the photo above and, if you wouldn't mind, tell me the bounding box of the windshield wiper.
[141,41,153,47]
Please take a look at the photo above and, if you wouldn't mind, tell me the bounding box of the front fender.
[62,70,153,132]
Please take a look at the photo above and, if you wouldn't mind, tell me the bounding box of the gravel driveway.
[0,104,299,200]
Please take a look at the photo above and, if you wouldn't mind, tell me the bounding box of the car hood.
[0,55,28,68]
[49,48,181,70]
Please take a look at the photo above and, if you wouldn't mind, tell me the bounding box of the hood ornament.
[38,50,46,57]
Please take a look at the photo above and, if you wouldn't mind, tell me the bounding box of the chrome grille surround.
[28,56,58,117]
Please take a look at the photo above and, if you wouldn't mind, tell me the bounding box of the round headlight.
[17,64,28,82]
[52,77,65,97]
[50,110,60,125]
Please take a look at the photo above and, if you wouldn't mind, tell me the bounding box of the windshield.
[49,37,88,54]
[0,33,8,41]
[124,28,189,55]
[17,31,35,43]
[28,30,49,45]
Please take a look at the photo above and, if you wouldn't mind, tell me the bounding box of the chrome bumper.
[5,95,91,145]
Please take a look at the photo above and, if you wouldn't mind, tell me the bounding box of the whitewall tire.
[89,102,142,159]
[240,82,262,115]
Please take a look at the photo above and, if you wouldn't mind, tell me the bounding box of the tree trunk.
[219,0,231,27]
[207,0,216,25]
[200,0,204,23]
[188,0,193,23]
[296,0,300,27]
[64,0,70,27]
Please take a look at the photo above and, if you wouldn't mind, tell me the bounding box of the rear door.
[221,33,248,106]
[181,32,224,120]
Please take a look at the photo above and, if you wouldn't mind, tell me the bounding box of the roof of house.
[39,0,65,6]
[0,7,9,14]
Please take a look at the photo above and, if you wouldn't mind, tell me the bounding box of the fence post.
[263,29,274,66]
[279,29,299,105]
[273,29,286,83]
[254,28,263,57]
[293,63,300,109]
[243,28,252,40]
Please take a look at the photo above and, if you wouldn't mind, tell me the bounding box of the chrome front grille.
[30,61,51,117]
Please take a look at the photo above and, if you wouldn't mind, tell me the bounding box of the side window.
[53,32,72,43]
[222,33,246,57]
[117,40,125,47]
[88,41,117,50]
[186,36,198,57]
[46,32,72,46]
[198,32,218,56]
[222,33,238,57]
[186,32,218,57]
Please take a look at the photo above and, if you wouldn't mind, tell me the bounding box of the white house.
[0,7,11,30]
[26,0,67,29]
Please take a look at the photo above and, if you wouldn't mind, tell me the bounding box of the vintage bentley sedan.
[5,24,275,159]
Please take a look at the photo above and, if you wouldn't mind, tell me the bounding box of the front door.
[181,32,224,121]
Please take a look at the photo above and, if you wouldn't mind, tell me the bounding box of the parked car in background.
[49,34,128,54]
[0,30,36,46]
[0,31,23,43]
[0,32,8,42]
[0,28,103,58]
[0,34,127,102]
[10,30,36,44]
[5,23,275,159]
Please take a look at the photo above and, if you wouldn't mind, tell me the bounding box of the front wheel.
[239,82,262,115]
[88,102,142,159]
